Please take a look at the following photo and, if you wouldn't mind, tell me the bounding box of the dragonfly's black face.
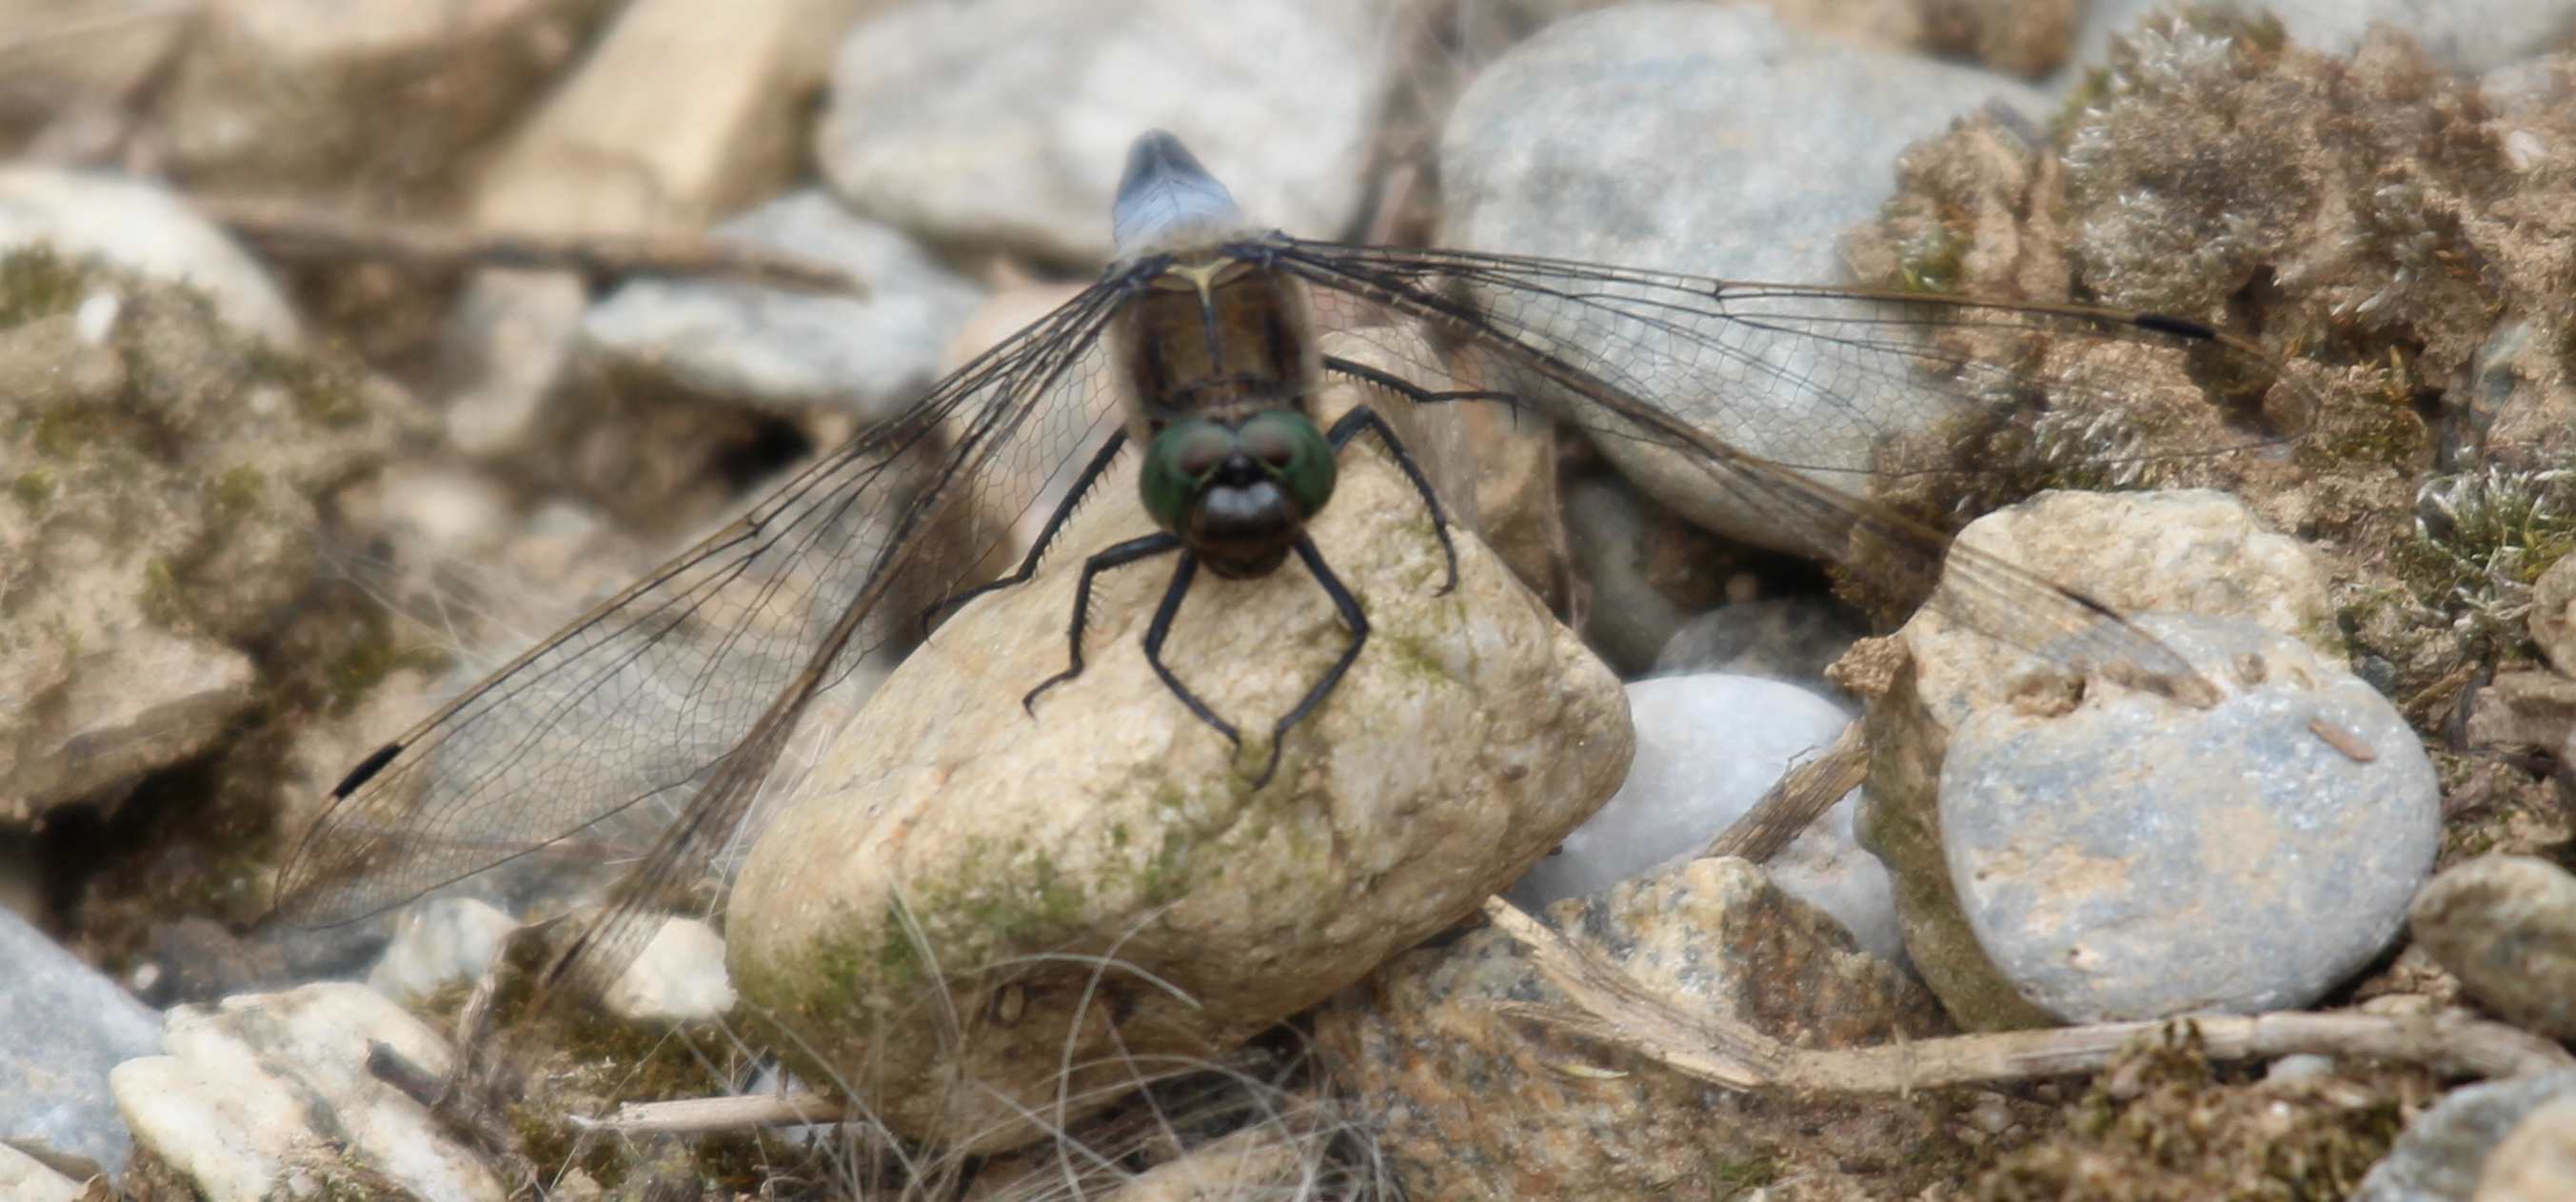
[1140,411,1338,579]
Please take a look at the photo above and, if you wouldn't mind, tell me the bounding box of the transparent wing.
[273,280,1135,951]
[1275,238,2317,701]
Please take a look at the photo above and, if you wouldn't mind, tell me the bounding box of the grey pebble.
[1439,2,2045,548]
[0,907,161,1182]
[2409,855,2576,1042]
[2356,1071,2576,1202]
[582,190,985,423]
[1941,613,2440,1022]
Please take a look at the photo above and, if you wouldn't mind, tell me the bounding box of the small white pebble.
[1966,1094,2015,1134]
[2503,128,2545,171]
[74,289,121,344]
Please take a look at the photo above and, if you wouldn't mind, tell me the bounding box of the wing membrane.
[1274,237,2310,700]
[274,282,1133,944]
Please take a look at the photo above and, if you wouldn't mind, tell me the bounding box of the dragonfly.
[273,129,2308,999]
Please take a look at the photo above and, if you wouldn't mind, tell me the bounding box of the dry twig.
[1479,894,2574,1093]
[576,1091,851,1135]
[1701,720,1869,863]
[190,193,867,295]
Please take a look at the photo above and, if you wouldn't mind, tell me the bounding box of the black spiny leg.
[1236,536,1372,788]
[1135,551,1245,756]
[1322,355,1522,411]
[920,429,1130,635]
[1021,532,1182,713]
[1324,404,1460,595]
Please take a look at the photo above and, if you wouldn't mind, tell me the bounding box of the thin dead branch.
[190,193,868,295]
[1702,719,1869,863]
[1479,894,2575,1093]
[577,1091,852,1134]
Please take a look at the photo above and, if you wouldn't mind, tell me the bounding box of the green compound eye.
[1238,411,1335,518]
[1140,420,1239,531]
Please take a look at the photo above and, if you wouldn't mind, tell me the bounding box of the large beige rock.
[726,383,1631,1151]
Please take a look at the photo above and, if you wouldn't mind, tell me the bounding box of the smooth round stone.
[1941,613,2439,1022]
[725,390,1631,1152]
[2409,855,2576,1041]
[1507,674,1900,964]
[1440,3,2045,551]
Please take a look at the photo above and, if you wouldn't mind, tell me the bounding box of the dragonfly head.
[1112,130,1250,260]
[1141,412,1337,579]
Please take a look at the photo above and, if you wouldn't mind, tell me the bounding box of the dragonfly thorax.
[1110,202,1333,580]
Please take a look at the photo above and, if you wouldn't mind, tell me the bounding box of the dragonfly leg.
[1137,551,1251,762]
[1322,353,1523,411]
[920,429,1131,636]
[1023,531,1184,715]
[1323,404,1460,596]
[1236,535,1372,788]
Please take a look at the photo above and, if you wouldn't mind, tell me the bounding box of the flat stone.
[725,382,1630,1152]
[1439,2,2047,549]
[110,983,504,1202]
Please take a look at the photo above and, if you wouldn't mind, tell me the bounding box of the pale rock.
[2358,1071,2576,1202]
[725,377,1630,1151]
[820,0,1390,264]
[1854,488,2339,1029]
[448,0,876,476]
[0,1142,87,1202]
[150,0,611,186]
[2465,669,2576,754]
[363,897,519,1006]
[1508,674,1902,964]
[110,983,504,1202]
[2528,552,2576,677]
[2478,1095,2576,1202]
[0,167,298,344]
[1940,613,2437,1021]
[1317,857,1943,1200]
[1440,3,2046,550]
[473,0,874,235]
[602,916,737,1023]
[581,190,985,423]
[2411,856,2576,1043]
[1,274,404,821]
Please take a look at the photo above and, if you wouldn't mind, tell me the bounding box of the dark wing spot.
[332,742,405,798]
